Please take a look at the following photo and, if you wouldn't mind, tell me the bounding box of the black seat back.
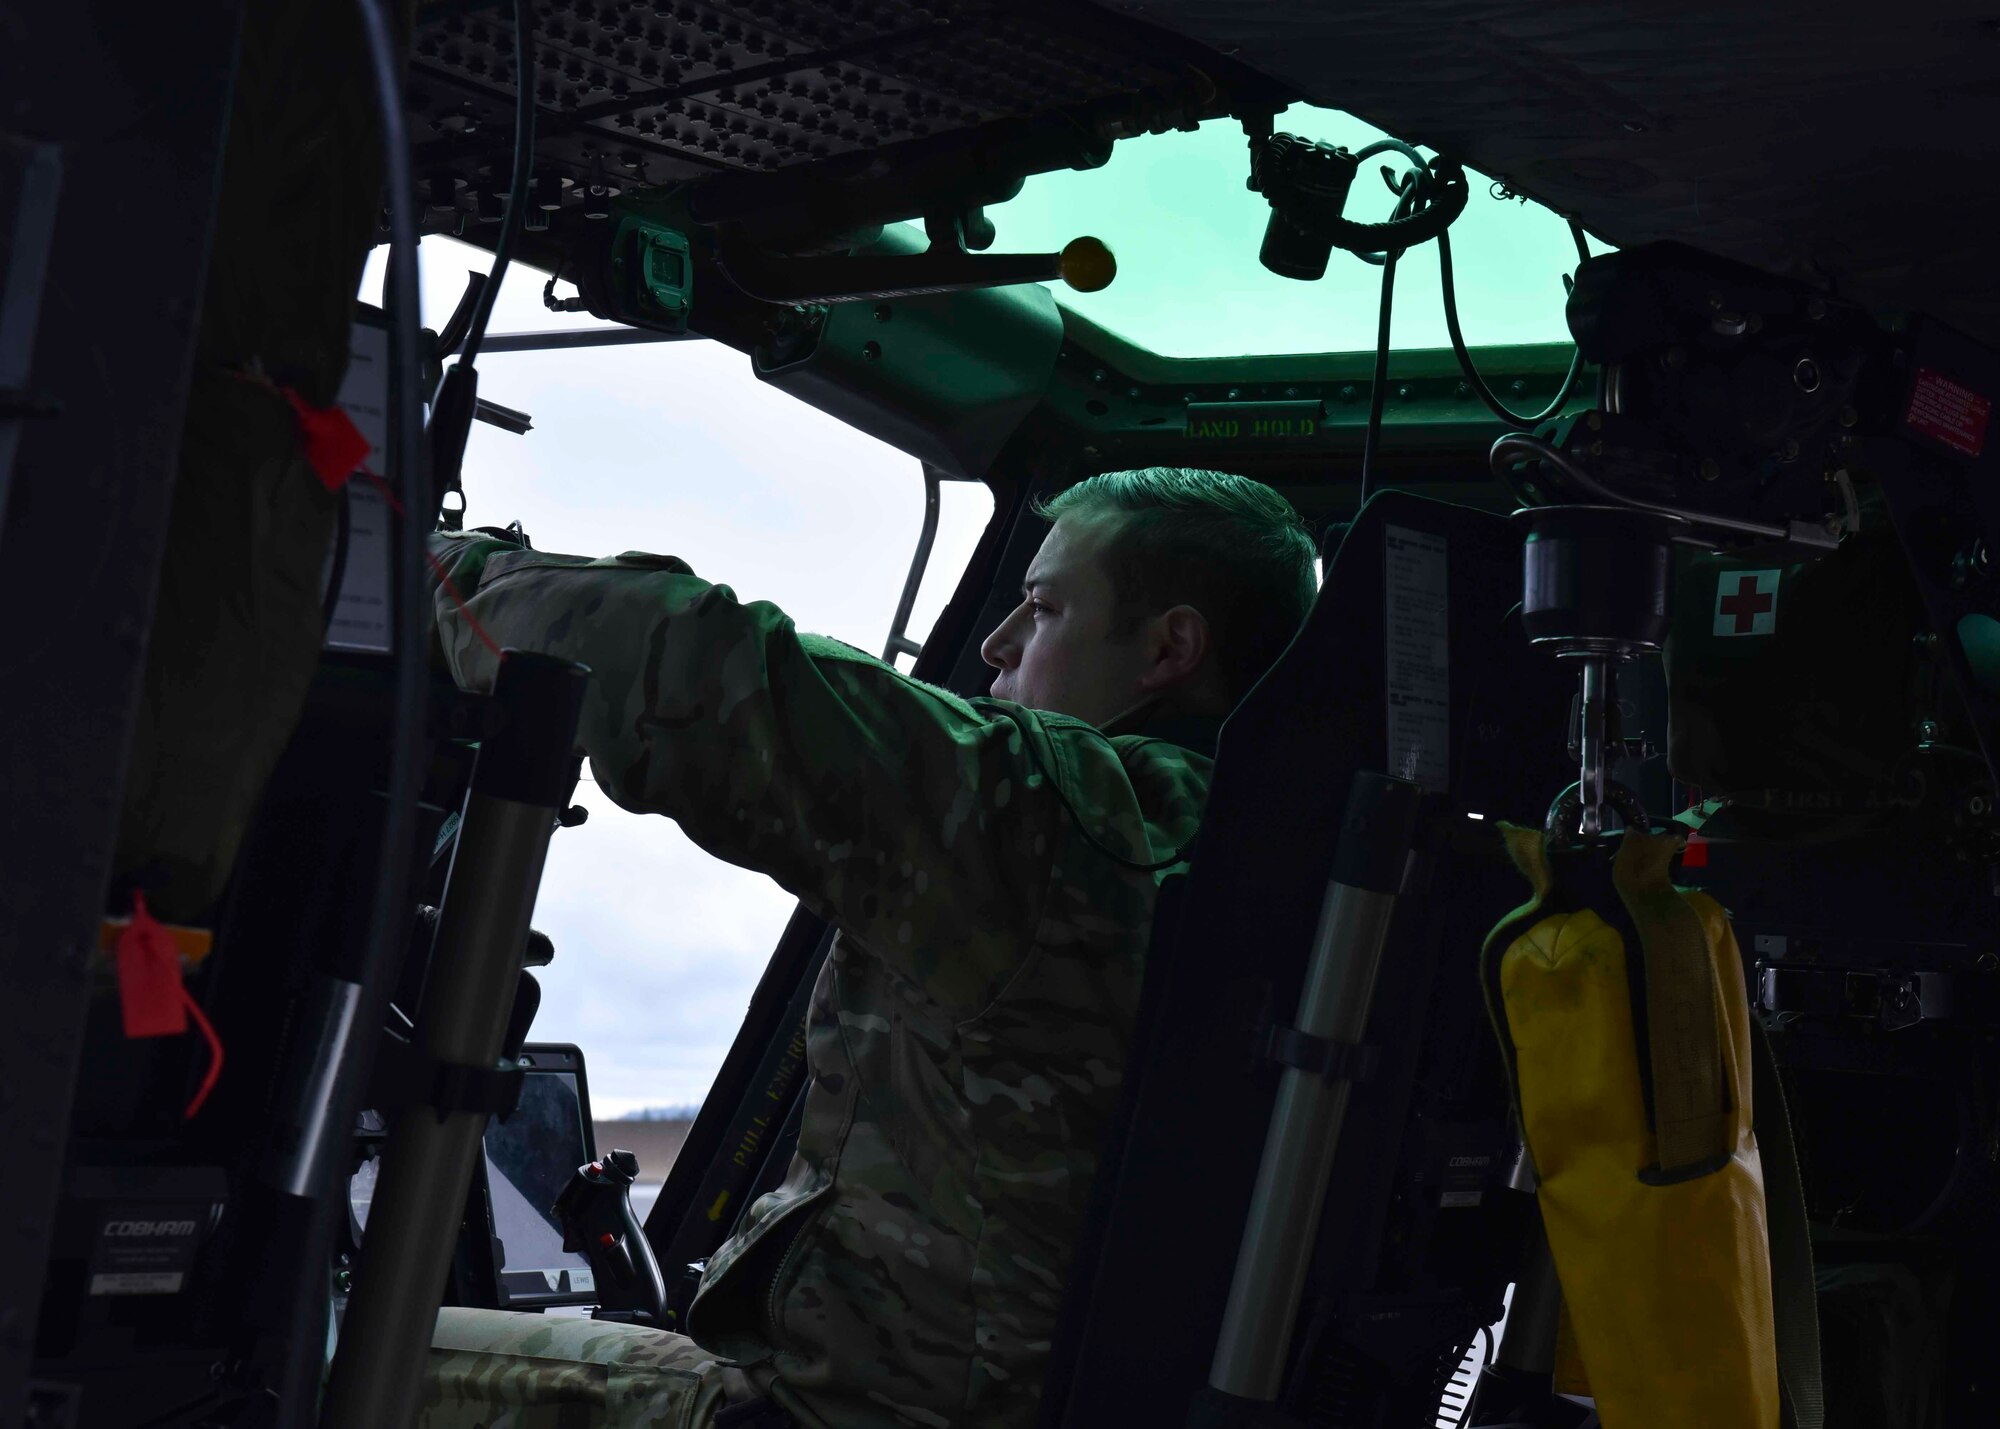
[1040,491,1575,1426]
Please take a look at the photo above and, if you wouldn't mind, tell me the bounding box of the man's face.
[980,515,1157,726]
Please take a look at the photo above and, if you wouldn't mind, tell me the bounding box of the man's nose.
[981,609,1022,670]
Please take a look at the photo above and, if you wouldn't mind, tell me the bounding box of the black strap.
[1262,1024,1380,1084]
[715,1400,795,1429]
[429,1057,525,1121]
[1750,1016,1824,1429]
[370,1035,525,1122]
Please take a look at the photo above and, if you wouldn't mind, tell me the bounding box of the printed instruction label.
[324,482,393,653]
[339,319,390,468]
[1906,366,1991,458]
[1384,526,1450,792]
[324,319,394,653]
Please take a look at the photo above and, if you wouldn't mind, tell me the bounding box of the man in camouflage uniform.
[417,468,1319,1429]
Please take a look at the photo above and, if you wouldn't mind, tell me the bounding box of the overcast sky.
[357,250,989,1117]
[359,107,1585,1117]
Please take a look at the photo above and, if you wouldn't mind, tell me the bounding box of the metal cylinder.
[1578,657,1610,838]
[1208,773,1422,1402]
[1518,504,1679,658]
[323,652,587,1429]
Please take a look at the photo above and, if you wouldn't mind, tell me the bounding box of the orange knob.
[1059,236,1117,293]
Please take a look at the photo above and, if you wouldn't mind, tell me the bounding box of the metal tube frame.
[322,653,588,1429]
[481,325,694,353]
[1208,773,1422,1402]
[883,464,943,664]
[1576,656,1609,839]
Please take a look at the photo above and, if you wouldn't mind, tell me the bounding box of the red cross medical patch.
[1714,569,1780,637]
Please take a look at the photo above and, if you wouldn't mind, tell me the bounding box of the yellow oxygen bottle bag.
[1483,825,1778,1429]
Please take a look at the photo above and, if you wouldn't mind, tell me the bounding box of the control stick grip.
[553,1148,669,1323]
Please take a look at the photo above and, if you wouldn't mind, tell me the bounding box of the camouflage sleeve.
[429,536,1064,1014]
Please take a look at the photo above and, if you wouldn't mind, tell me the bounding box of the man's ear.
[1137,604,1212,692]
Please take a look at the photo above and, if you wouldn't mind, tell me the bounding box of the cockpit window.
[971,104,1599,358]
[363,243,991,1125]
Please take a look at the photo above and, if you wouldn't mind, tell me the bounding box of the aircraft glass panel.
[360,245,992,1163]
[962,105,1604,359]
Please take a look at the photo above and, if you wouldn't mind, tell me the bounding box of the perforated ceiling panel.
[409,0,1236,225]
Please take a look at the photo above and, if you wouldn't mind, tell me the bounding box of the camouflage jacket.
[430,539,1213,1429]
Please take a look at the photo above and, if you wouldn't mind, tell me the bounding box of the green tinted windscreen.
[977,105,1596,358]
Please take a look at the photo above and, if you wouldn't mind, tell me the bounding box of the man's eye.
[1029,601,1053,617]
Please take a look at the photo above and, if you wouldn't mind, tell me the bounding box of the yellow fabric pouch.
[1486,826,1778,1429]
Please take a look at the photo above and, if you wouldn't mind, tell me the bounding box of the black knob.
[605,1148,641,1181]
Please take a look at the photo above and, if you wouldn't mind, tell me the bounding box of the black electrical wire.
[1439,216,1592,427]
[1358,248,1399,507]
[280,0,429,1418]
[1357,169,1425,506]
[1353,137,1432,169]
[354,0,428,1029]
[1277,131,1585,501]
[454,0,535,370]
[428,0,534,530]
[1348,143,1428,266]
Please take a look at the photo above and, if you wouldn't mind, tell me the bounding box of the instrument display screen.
[483,1045,599,1307]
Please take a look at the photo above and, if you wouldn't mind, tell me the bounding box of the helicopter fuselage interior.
[5,3,2000,1428]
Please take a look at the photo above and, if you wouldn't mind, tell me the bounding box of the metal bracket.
[1262,1023,1381,1085]
[473,397,533,434]
[1758,962,1999,1031]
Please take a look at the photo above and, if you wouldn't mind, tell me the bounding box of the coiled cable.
[1440,215,1591,427]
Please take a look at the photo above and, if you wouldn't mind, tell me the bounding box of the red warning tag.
[116,894,190,1040]
[282,389,374,491]
[1906,366,1991,458]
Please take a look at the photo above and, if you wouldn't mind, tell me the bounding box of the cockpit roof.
[411,1,2000,349]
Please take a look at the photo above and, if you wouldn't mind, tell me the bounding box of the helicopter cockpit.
[6,4,1999,1428]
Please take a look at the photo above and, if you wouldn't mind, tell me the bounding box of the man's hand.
[426,528,528,687]
[425,536,701,696]
[426,526,527,608]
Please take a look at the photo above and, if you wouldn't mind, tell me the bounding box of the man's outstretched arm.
[429,534,1066,1016]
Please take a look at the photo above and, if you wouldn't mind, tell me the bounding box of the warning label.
[1384,526,1449,792]
[86,1204,208,1296]
[1906,366,1991,458]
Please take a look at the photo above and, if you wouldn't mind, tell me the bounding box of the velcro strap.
[371,1036,524,1121]
[430,1058,525,1121]
[1615,833,1732,1176]
[1263,1024,1380,1084]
